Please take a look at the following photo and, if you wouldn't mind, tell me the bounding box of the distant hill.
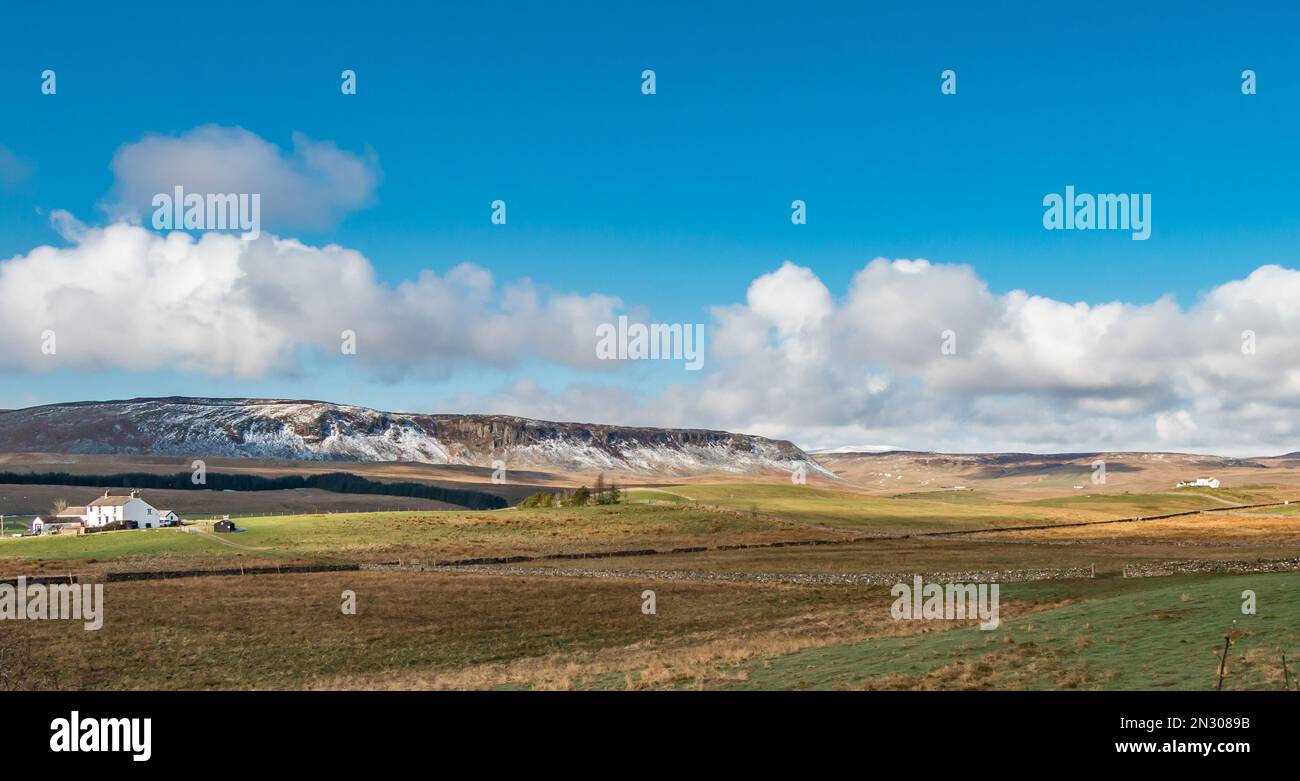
[813,449,1276,495]
[0,397,830,478]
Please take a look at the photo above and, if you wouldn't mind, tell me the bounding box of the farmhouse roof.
[89,494,139,507]
[56,506,86,517]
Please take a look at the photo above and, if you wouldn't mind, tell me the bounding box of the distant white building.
[38,492,175,533]
[81,490,164,529]
[1176,477,1221,489]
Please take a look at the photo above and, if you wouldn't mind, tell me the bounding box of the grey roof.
[88,495,139,507]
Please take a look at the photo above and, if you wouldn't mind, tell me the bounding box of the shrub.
[519,492,557,508]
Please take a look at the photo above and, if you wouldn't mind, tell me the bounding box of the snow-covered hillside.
[0,397,833,478]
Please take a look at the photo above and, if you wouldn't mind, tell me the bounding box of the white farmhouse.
[83,490,164,529]
[1176,477,1221,489]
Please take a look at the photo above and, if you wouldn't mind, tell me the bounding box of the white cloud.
[6,213,1300,456]
[105,125,380,230]
[1155,409,1198,443]
[0,219,619,379]
[452,258,1300,455]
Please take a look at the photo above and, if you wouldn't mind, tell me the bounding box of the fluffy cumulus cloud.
[105,125,381,230]
[453,258,1300,456]
[6,208,1300,455]
[0,218,620,379]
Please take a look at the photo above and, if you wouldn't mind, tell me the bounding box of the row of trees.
[0,470,509,511]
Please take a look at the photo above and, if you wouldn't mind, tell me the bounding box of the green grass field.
[0,500,832,573]
[723,572,1300,690]
[1025,486,1277,515]
[628,483,1102,532]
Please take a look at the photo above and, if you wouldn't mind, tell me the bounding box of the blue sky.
[3,2,1300,453]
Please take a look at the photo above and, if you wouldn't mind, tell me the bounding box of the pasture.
[3,475,1298,690]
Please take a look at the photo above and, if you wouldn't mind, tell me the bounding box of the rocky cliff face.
[0,397,831,477]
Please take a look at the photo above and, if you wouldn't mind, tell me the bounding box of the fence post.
[1217,636,1230,690]
[1217,621,1237,691]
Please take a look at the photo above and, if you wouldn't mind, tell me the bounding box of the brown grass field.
[4,451,1300,690]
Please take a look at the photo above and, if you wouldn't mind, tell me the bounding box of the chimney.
[103,490,110,497]
[130,489,140,498]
